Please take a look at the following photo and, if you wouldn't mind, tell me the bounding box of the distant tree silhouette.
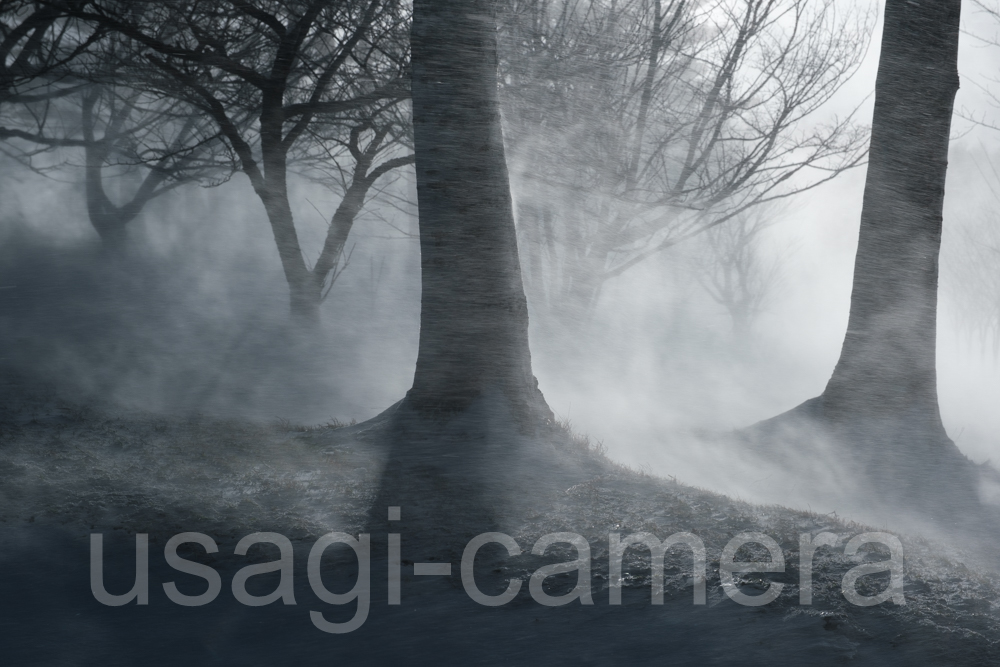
[499,0,872,320]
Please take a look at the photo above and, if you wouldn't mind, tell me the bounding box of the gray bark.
[820,0,960,436]
[405,0,551,423]
[743,0,982,523]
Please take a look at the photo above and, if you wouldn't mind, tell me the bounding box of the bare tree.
[946,1,1000,360]
[1,3,230,245]
[69,0,412,324]
[943,155,1000,360]
[2,80,228,245]
[690,202,786,337]
[77,85,227,245]
[365,0,553,567]
[947,217,1000,360]
[499,0,872,319]
[295,111,415,300]
[962,0,1000,125]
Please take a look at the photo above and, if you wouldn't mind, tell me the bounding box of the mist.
[1,0,998,526]
[0,168,421,422]
[4,1,1000,663]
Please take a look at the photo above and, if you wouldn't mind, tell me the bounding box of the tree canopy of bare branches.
[63,0,413,322]
[499,0,873,318]
[2,3,233,243]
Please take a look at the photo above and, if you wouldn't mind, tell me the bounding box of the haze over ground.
[0,0,998,524]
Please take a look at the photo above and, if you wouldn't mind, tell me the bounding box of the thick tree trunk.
[819,0,959,435]
[405,0,550,423]
[743,0,983,524]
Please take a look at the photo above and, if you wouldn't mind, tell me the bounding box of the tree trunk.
[83,95,132,248]
[263,194,323,325]
[405,0,550,424]
[819,0,959,435]
[80,92,174,251]
[84,153,141,248]
[313,183,366,284]
[255,133,322,326]
[744,0,981,522]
